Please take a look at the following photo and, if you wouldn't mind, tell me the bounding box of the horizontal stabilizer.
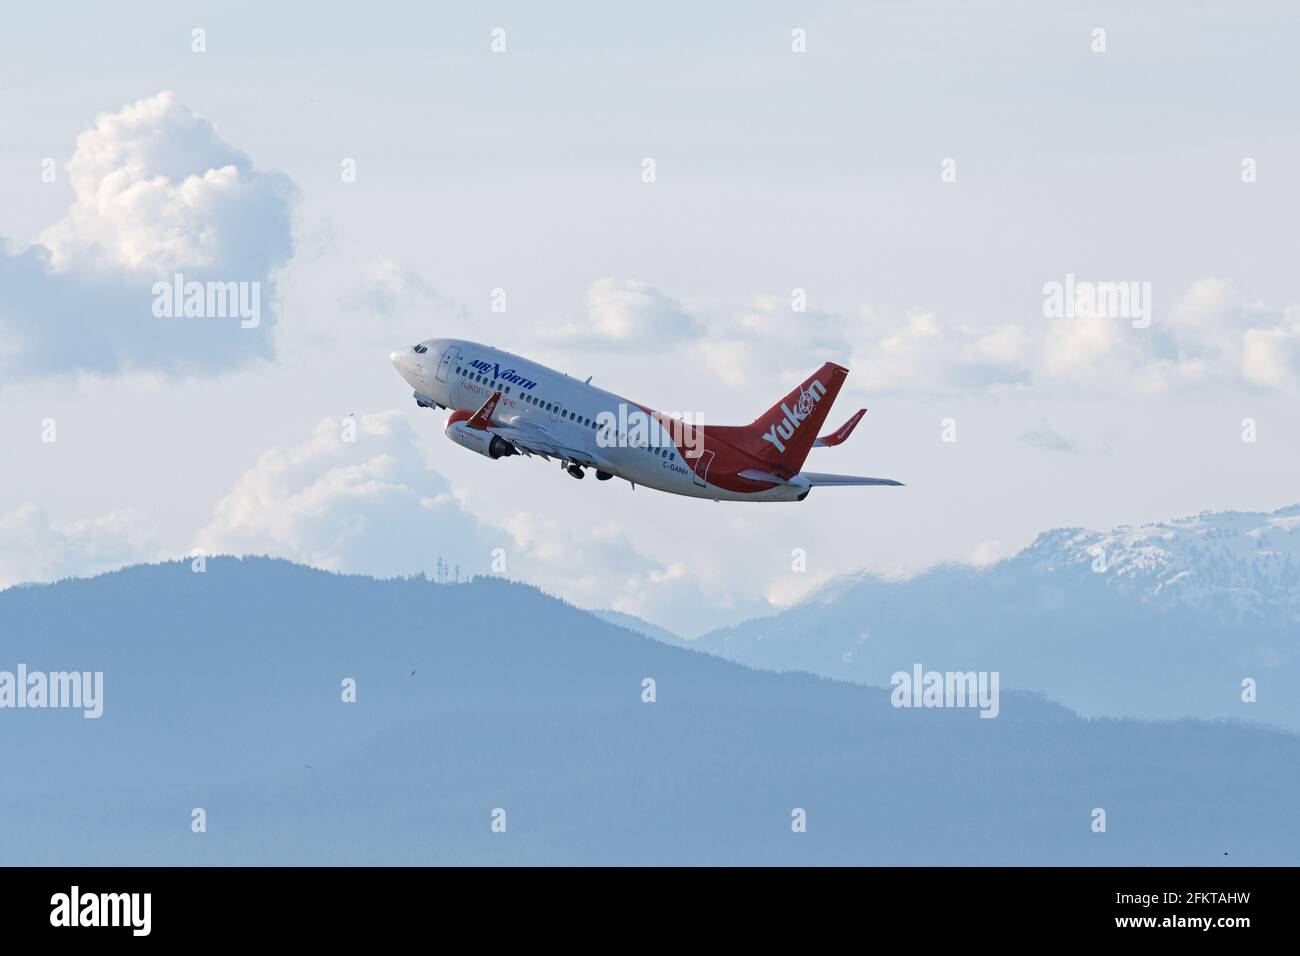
[800,472,903,487]
[814,408,867,448]
[737,468,792,485]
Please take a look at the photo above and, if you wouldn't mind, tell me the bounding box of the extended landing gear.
[595,470,613,481]
[566,464,585,480]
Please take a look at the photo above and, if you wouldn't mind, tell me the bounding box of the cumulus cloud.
[1039,278,1300,394]
[851,307,1033,395]
[647,292,1033,397]
[543,276,1298,399]
[542,278,700,348]
[191,409,753,630]
[0,91,295,379]
[2,407,762,628]
[195,412,494,578]
[0,504,160,588]
[495,508,755,629]
[538,280,1036,396]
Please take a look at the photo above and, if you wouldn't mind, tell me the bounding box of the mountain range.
[2,554,1298,864]
[691,505,1300,731]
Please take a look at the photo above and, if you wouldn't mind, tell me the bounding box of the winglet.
[466,391,503,430]
[814,408,867,448]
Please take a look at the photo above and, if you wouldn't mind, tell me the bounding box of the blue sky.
[2,1,1298,633]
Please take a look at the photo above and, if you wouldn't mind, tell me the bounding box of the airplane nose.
[390,351,403,368]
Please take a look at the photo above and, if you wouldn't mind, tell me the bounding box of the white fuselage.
[391,338,807,502]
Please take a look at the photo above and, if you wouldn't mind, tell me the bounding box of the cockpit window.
[412,344,428,353]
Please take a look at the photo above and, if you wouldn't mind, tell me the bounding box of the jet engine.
[445,415,517,459]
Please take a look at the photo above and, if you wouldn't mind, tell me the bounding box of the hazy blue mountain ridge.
[692,506,1300,731]
[1,556,1297,865]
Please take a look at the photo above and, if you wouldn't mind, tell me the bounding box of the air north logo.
[760,380,827,454]
[467,359,537,391]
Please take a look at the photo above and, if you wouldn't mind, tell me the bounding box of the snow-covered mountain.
[692,505,1300,730]
[1020,506,1300,623]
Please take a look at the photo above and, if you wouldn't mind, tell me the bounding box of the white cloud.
[0,504,160,588]
[0,406,770,630]
[967,540,1005,567]
[542,278,700,349]
[494,507,749,629]
[536,282,1033,398]
[352,258,465,321]
[196,412,492,578]
[644,293,1034,398]
[0,92,295,379]
[852,307,1033,395]
[543,276,1298,399]
[190,410,748,630]
[1242,324,1300,389]
[1039,278,1300,394]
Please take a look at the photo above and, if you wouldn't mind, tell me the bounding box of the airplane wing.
[488,417,612,469]
[458,391,609,468]
[799,472,903,487]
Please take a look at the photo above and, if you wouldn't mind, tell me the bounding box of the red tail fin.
[709,363,849,478]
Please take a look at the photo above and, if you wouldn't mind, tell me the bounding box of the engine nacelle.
[446,417,517,459]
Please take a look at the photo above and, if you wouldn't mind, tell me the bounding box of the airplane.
[390,338,902,502]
